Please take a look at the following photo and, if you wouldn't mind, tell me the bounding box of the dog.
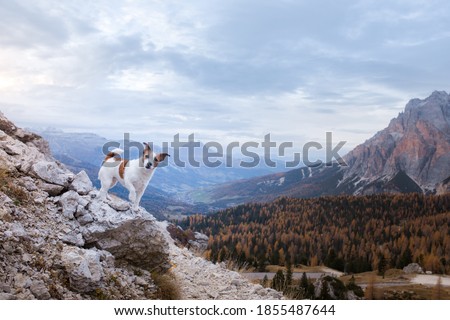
[98,142,169,211]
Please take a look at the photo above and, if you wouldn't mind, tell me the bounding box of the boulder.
[403,263,424,274]
[69,171,93,195]
[188,232,209,252]
[61,231,85,247]
[61,247,104,293]
[82,198,170,272]
[39,182,65,196]
[59,191,82,219]
[31,161,71,186]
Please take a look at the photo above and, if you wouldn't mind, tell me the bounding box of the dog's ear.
[143,142,151,150]
[156,153,170,162]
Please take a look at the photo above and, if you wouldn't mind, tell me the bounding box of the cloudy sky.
[1,0,449,154]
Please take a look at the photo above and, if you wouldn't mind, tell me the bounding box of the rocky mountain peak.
[342,90,450,192]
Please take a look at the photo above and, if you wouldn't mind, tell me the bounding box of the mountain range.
[190,91,450,208]
[30,91,450,214]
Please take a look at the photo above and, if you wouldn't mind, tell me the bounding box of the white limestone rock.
[59,190,81,219]
[61,247,104,293]
[82,199,169,272]
[39,182,65,196]
[403,263,424,274]
[31,161,71,186]
[69,171,93,195]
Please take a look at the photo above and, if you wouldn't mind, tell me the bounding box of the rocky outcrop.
[436,176,450,195]
[0,113,164,299]
[403,263,424,274]
[82,196,170,272]
[61,247,105,293]
[1,111,280,300]
[313,275,363,300]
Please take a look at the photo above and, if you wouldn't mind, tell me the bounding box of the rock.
[33,196,47,205]
[61,232,85,247]
[61,247,104,293]
[312,275,361,300]
[30,280,51,300]
[231,279,244,286]
[40,182,65,196]
[83,200,169,272]
[436,178,450,195]
[59,191,81,219]
[0,193,13,206]
[105,196,130,211]
[69,171,93,195]
[0,284,11,293]
[0,293,16,300]
[403,263,424,274]
[11,223,29,239]
[188,232,209,252]
[19,177,38,191]
[22,253,32,263]
[31,161,71,186]
[1,142,23,156]
[77,213,94,226]
[14,273,32,289]
[97,249,115,268]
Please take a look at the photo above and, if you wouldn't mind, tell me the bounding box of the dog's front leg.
[134,188,145,211]
[125,182,138,209]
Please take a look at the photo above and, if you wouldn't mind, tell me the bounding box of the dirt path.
[410,275,450,287]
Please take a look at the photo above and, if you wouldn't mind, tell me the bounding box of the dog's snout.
[145,162,152,169]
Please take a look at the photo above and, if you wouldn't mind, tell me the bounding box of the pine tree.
[285,262,293,286]
[399,247,412,268]
[262,275,268,288]
[271,270,286,292]
[377,254,388,278]
[298,272,310,299]
[318,279,331,300]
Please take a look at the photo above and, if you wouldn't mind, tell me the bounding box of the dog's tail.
[102,148,124,163]
[110,148,124,155]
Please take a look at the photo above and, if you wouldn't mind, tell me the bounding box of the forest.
[181,194,450,274]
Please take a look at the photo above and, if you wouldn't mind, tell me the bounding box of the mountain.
[192,91,450,208]
[0,111,282,300]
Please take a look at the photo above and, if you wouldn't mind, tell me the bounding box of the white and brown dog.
[98,142,169,211]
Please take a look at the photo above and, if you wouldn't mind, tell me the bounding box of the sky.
[1,0,450,155]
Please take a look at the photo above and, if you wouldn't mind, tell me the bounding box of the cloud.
[0,0,449,151]
[0,0,69,47]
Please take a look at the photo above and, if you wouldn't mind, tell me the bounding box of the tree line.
[180,194,450,274]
